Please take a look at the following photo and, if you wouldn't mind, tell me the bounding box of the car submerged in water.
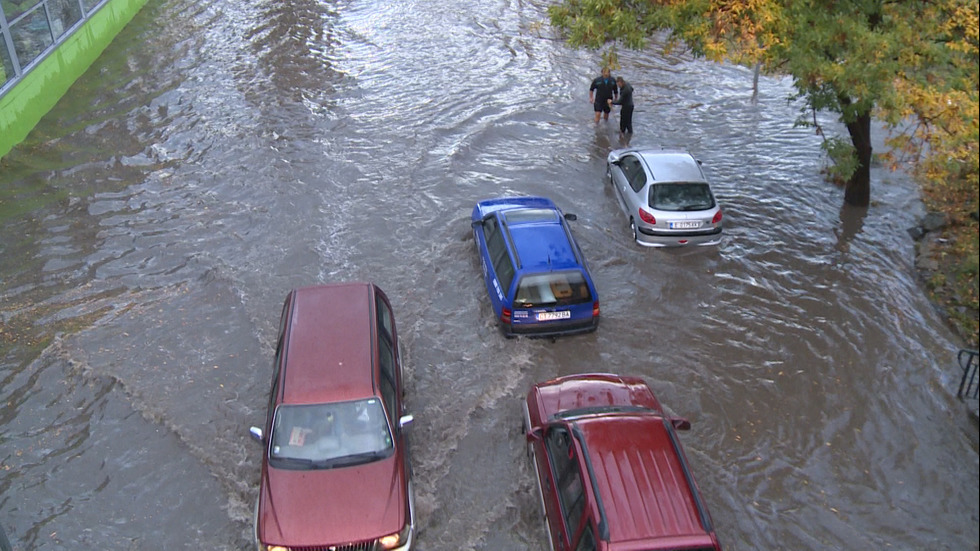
[471,196,599,338]
[606,147,723,247]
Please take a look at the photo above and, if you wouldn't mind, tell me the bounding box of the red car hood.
[258,455,407,546]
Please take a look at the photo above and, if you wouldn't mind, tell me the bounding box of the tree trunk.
[844,111,872,207]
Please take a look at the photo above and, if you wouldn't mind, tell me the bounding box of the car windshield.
[269,399,393,468]
[649,183,715,212]
[514,271,592,307]
[503,208,557,224]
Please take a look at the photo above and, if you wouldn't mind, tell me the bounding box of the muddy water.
[1,0,977,549]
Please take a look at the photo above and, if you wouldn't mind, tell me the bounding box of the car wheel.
[630,218,639,243]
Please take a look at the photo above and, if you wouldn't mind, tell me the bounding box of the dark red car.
[250,283,414,551]
[523,373,723,551]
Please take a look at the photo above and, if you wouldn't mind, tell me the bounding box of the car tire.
[630,218,639,244]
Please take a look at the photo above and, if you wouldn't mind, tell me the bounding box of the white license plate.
[537,310,571,321]
[669,221,701,229]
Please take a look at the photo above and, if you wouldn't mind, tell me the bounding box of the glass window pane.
[10,7,53,68]
[2,0,42,21]
[504,208,557,225]
[47,0,82,38]
[575,525,596,551]
[515,271,592,307]
[1,34,14,85]
[649,183,715,212]
[379,337,395,382]
[270,399,393,466]
[376,295,393,340]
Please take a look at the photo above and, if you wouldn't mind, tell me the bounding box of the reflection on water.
[1,0,977,549]
[835,203,868,252]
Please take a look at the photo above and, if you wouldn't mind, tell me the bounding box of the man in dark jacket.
[609,76,634,134]
[589,67,618,123]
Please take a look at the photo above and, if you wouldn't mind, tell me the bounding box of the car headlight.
[260,546,289,551]
[378,523,411,550]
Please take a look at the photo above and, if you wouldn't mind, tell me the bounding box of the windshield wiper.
[271,456,315,469]
[314,450,389,469]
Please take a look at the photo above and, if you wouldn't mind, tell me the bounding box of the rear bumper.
[636,226,722,247]
[503,317,599,338]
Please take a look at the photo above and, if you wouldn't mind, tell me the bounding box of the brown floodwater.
[1,0,977,549]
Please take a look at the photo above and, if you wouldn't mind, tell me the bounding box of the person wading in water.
[589,67,618,123]
[609,76,634,135]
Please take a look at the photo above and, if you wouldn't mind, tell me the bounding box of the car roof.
[507,220,580,271]
[635,150,706,183]
[281,283,377,405]
[575,414,712,545]
[474,196,583,272]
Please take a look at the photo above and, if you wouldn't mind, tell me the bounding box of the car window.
[649,183,715,212]
[485,218,515,292]
[267,341,282,422]
[621,156,647,193]
[546,427,587,538]
[504,208,557,224]
[270,399,393,467]
[575,524,596,551]
[379,338,399,417]
[376,294,394,342]
[515,271,592,307]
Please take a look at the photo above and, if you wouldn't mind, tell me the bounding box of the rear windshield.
[514,271,592,307]
[649,183,715,212]
[269,399,392,469]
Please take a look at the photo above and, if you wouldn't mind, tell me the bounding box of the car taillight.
[712,209,723,224]
[638,208,656,224]
[501,307,512,324]
[592,301,600,317]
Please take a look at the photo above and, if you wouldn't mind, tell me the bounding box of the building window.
[47,0,82,38]
[1,33,15,85]
[10,6,53,69]
[1,0,43,21]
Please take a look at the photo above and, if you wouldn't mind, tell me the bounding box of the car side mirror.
[399,414,414,431]
[563,213,578,222]
[670,418,692,431]
[249,426,263,442]
[526,426,543,442]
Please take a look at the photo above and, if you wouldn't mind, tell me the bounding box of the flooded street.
[1,0,977,549]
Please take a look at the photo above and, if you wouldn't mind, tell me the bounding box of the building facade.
[1,0,147,159]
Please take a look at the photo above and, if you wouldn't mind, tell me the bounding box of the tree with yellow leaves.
[549,0,978,210]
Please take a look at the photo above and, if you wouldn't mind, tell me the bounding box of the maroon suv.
[523,373,722,551]
[250,283,414,551]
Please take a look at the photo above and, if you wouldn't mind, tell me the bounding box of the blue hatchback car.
[471,196,599,337]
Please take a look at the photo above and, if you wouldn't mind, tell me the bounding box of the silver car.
[606,148,723,247]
